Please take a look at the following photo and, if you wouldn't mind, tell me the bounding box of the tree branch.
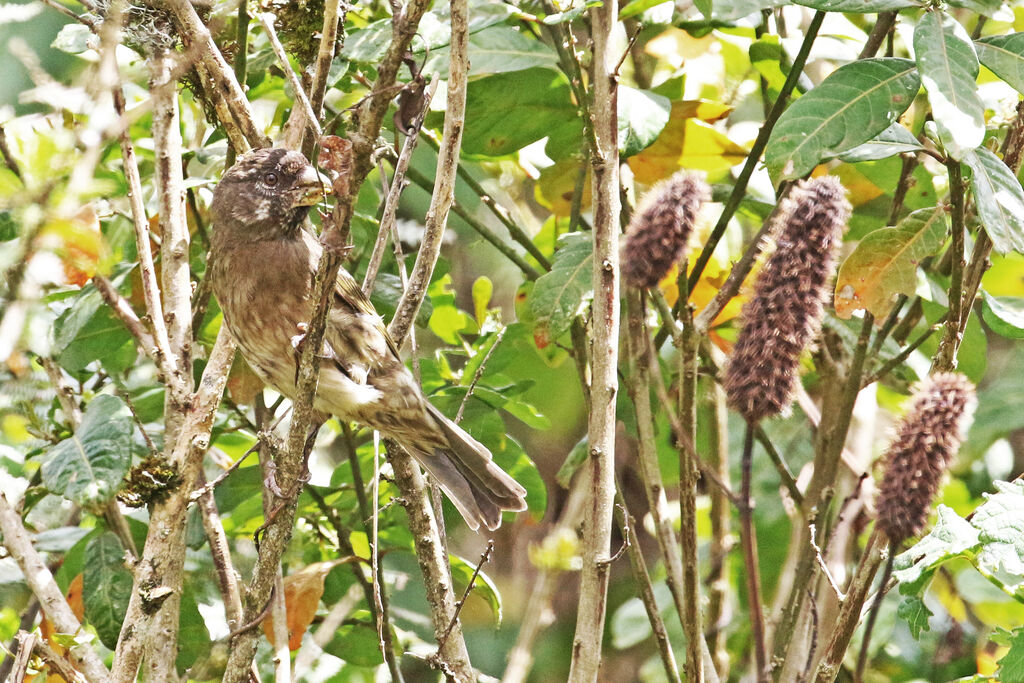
[567,1,620,679]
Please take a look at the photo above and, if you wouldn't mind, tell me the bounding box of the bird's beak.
[292,165,332,207]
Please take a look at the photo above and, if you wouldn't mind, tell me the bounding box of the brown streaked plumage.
[209,147,527,531]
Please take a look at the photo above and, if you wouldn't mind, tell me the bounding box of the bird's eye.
[264,171,279,186]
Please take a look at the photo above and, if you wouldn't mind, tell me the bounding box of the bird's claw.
[320,230,352,258]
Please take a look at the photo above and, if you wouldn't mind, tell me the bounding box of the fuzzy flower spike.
[724,176,851,422]
[876,372,976,544]
[621,171,710,288]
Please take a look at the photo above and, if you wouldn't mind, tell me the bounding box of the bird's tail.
[410,404,528,531]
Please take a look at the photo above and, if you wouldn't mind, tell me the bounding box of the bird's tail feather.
[412,405,528,531]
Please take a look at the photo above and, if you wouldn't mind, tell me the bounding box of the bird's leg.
[261,421,319,503]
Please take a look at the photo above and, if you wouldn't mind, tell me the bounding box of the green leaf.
[914,12,985,160]
[750,37,788,97]
[0,210,16,240]
[461,68,580,158]
[894,506,980,594]
[839,123,924,163]
[792,0,918,10]
[834,206,948,320]
[541,1,603,24]
[370,272,432,326]
[897,596,933,638]
[529,232,592,340]
[1000,628,1024,683]
[976,33,1024,95]
[323,613,386,667]
[962,147,1024,254]
[947,0,1002,15]
[972,480,1024,578]
[423,26,559,77]
[621,0,672,19]
[41,394,133,506]
[428,274,478,344]
[982,292,1024,339]
[82,532,132,650]
[449,553,502,625]
[618,87,671,158]
[556,435,589,488]
[765,59,920,180]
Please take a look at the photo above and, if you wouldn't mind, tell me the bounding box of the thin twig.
[740,423,769,682]
[677,311,705,682]
[404,166,542,280]
[809,524,845,601]
[309,0,342,118]
[437,541,495,652]
[933,160,966,371]
[615,501,683,683]
[455,327,506,424]
[260,12,323,142]
[854,544,896,680]
[685,11,825,294]
[363,78,438,294]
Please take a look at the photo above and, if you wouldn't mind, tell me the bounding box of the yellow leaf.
[535,159,591,217]
[630,102,746,184]
[660,250,750,330]
[264,561,344,651]
[40,204,104,287]
[820,164,885,207]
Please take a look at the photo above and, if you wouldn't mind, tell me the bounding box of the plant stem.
[854,545,896,680]
[679,311,705,682]
[703,367,732,679]
[813,529,886,683]
[933,160,966,371]
[772,315,872,680]
[616,501,683,683]
[740,423,769,682]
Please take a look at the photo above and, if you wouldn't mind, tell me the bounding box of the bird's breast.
[212,238,316,395]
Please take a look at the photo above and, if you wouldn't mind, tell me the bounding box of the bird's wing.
[322,266,402,382]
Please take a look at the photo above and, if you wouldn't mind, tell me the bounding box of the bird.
[208,147,528,531]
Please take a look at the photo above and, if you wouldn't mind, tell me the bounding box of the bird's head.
[210,147,330,243]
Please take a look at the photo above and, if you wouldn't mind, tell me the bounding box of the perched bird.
[209,147,528,530]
